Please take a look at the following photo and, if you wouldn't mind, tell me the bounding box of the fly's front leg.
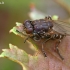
[16,29,29,43]
[55,40,64,60]
[24,36,29,43]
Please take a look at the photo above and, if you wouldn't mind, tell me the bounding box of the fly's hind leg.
[55,40,64,60]
[42,38,51,57]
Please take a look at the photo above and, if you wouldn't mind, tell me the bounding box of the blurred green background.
[0,0,70,70]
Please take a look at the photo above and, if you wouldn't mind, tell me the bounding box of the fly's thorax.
[32,18,53,33]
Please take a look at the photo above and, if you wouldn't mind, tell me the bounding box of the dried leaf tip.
[16,22,23,26]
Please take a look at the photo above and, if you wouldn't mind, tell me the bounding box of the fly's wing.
[52,20,70,35]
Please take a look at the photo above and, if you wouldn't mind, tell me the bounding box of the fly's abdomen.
[51,34,64,39]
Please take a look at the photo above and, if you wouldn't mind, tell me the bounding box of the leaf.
[0,44,29,70]
[0,43,70,70]
[0,44,35,70]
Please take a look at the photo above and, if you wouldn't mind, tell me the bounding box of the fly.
[16,16,70,60]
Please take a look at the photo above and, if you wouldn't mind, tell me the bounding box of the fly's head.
[23,20,33,34]
[16,20,33,37]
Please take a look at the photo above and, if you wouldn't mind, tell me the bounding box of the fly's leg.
[42,38,51,57]
[16,29,29,43]
[55,40,64,60]
[24,36,29,43]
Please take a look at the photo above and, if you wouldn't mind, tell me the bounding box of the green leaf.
[9,22,26,37]
[9,27,18,35]
[0,44,29,70]
[0,44,29,63]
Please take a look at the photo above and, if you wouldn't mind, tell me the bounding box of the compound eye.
[24,20,32,27]
[26,28,33,34]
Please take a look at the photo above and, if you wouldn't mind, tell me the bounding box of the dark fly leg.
[16,30,29,43]
[24,36,29,43]
[42,38,51,57]
[55,40,64,60]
